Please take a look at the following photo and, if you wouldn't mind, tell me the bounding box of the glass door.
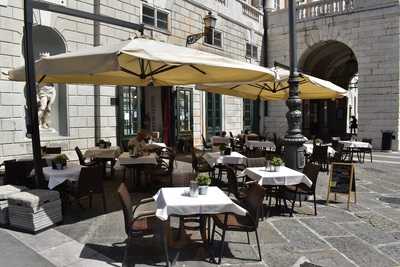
[117,86,140,150]
[176,87,193,138]
[206,92,222,139]
[243,99,259,133]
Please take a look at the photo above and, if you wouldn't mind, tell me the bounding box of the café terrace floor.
[2,151,400,267]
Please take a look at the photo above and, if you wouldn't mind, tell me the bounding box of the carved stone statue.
[37,82,56,129]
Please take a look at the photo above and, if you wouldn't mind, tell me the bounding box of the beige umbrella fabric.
[198,67,347,100]
[7,37,275,86]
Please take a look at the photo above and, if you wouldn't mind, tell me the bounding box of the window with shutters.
[142,4,169,31]
[204,29,223,48]
[245,43,258,59]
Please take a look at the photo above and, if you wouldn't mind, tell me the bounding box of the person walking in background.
[350,116,358,135]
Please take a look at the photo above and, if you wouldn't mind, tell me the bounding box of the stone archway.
[299,40,358,139]
[22,25,68,136]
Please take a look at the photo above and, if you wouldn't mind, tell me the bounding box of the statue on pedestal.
[37,82,56,129]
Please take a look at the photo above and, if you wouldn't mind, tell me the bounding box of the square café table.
[83,146,121,159]
[203,152,247,167]
[243,166,312,187]
[43,164,82,190]
[153,186,247,221]
[119,153,159,191]
[154,187,247,264]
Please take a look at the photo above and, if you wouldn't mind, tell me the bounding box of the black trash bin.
[381,130,395,151]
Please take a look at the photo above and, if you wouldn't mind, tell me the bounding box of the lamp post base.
[284,136,307,171]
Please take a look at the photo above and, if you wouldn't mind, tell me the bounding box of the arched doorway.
[299,41,358,140]
[22,25,68,136]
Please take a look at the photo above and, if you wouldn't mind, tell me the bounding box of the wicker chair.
[75,146,97,167]
[211,183,266,263]
[66,165,107,212]
[284,163,320,216]
[118,183,170,267]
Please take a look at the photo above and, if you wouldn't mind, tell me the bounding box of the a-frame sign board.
[326,162,356,210]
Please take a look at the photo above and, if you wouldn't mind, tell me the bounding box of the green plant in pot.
[196,175,211,195]
[271,156,284,172]
[52,154,69,170]
[218,144,226,155]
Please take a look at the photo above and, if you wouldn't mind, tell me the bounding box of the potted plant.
[219,144,226,155]
[52,154,69,170]
[271,156,284,172]
[196,175,211,195]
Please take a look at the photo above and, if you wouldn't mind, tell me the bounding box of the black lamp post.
[284,0,307,170]
[186,11,217,46]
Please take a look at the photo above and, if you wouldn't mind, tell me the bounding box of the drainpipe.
[94,0,101,143]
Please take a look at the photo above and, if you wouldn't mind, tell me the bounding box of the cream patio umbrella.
[7,37,275,86]
[197,66,347,100]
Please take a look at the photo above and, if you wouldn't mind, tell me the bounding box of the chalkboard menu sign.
[327,162,356,209]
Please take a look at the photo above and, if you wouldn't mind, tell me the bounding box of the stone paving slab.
[326,236,398,267]
[271,219,328,252]
[378,243,400,263]
[299,217,351,237]
[338,222,400,245]
[0,229,55,267]
[354,211,400,232]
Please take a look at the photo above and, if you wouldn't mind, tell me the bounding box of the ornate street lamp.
[284,0,307,170]
[186,11,217,46]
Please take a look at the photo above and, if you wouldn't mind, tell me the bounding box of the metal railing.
[241,0,262,22]
[297,0,355,21]
[215,0,226,5]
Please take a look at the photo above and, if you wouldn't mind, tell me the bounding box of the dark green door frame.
[206,92,222,139]
[243,99,260,133]
[116,86,141,150]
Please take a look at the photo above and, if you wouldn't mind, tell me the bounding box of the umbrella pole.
[284,0,306,171]
[23,0,44,187]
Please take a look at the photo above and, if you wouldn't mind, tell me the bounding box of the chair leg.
[313,192,317,216]
[89,195,93,208]
[246,231,250,244]
[218,228,226,264]
[162,223,171,267]
[290,188,298,217]
[255,230,262,261]
[299,196,302,207]
[211,220,216,244]
[102,193,107,212]
[370,152,373,163]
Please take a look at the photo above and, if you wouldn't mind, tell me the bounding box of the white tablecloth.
[84,146,121,159]
[153,186,247,221]
[339,141,372,149]
[211,136,230,145]
[118,152,158,166]
[303,144,336,156]
[244,166,312,187]
[246,140,276,150]
[43,164,82,189]
[203,152,247,167]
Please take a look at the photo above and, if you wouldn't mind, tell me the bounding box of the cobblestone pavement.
[2,151,400,267]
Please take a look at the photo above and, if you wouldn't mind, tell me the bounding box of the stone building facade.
[264,0,400,150]
[0,0,263,161]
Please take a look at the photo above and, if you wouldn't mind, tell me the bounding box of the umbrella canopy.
[7,37,275,86]
[198,67,347,100]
